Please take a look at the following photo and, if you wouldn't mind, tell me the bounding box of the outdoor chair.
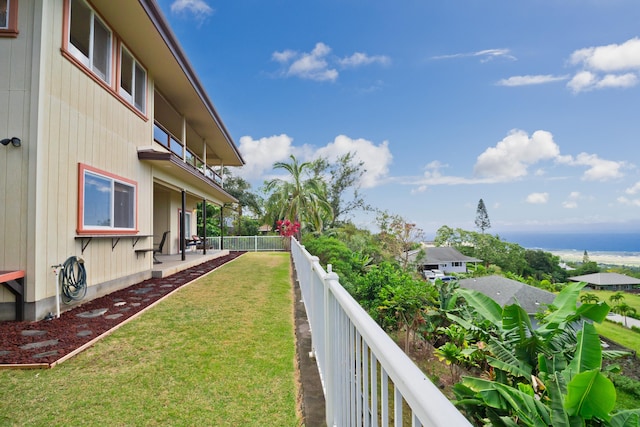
[153,231,170,264]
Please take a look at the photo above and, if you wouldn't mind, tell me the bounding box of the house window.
[78,164,137,233]
[68,0,111,83]
[0,0,19,37]
[179,210,192,241]
[120,46,146,113]
[452,262,463,267]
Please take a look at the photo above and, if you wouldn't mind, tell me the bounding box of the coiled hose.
[60,256,87,304]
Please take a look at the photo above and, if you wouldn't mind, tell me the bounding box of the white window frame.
[79,164,137,233]
[119,45,147,114]
[67,0,112,84]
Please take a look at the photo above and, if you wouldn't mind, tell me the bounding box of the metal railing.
[204,235,287,252]
[291,238,471,427]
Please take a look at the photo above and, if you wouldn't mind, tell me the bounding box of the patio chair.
[153,231,170,264]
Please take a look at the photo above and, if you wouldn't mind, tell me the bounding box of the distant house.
[568,273,640,291]
[458,275,556,316]
[406,246,482,275]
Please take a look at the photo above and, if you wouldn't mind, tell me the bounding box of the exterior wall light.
[1,137,21,147]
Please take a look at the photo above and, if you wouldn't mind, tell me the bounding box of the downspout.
[181,190,186,261]
[202,198,207,255]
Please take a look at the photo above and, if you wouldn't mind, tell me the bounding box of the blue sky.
[158,0,640,237]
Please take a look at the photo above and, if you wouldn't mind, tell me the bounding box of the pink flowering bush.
[276,219,300,237]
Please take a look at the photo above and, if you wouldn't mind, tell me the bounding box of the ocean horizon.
[497,232,640,255]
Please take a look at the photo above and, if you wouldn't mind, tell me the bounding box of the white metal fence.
[291,238,471,427]
[204,235,287,252]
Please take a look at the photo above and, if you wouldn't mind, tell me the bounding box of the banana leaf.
[564,369,616,421]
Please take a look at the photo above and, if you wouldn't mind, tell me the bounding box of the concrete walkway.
[606,312,640,328]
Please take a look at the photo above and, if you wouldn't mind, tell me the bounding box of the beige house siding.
[1,1,242,320]
[0,1,36,304]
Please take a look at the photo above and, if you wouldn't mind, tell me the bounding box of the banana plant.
[452,281,640,426]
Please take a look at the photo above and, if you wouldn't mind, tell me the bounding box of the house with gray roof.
[407,246,482,275]
[458,275,556,316]
[568,273,640,291]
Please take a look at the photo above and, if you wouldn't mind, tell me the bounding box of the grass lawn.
[0,252,301,426]
[583,289,640,313]
[595,320,640,354]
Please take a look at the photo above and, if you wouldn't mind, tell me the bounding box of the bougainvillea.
[276,219,300,237]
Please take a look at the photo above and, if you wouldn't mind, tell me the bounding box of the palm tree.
[264,155,333,235]
[611,302,637,327]
[609,291,626,306]
[580,292,600,304]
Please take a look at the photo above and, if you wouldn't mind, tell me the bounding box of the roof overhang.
[92,0,245,167]
[138,149,237,204]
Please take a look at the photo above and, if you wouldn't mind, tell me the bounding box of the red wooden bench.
[0,270,25,321]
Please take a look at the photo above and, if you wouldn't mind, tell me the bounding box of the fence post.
[255,235,258,252]
[324,266,339,427]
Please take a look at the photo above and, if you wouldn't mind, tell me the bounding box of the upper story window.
[78,164,137,233]
[68,0,111,83]
[0,0,19,37]
[120,46,147,114]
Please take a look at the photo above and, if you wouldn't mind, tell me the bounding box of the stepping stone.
[76,308,108,318]
[129,287,154,295]
[21,330,47,337]
[77,330,93,337]
[33,350,59,359]
[160,284,174,288]
[105,313,123,320]
[0,350,11,356]
[130,303,141,307]
[20,339,59,350]
[118,307,132,312]
[114,301,127,306]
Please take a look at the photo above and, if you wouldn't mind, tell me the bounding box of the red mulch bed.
[0,252,245,367]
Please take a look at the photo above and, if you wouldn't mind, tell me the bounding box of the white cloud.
[272,43,389,82]
[170,0,214,18]
[617,196,640,207]
[557,152,625,181]
[234,134,295,179]
[496,74,568,87]
[339,52,391,68]
[626,182,640,195]
[432,48,516,62]
[567,37,640,93]
[562,191,581,209]
[569,37,640,73]
[314,135,392,188]
[473,129,560,180]
[526,192,549,204]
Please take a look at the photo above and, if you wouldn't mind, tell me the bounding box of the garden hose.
[60,256,87,304]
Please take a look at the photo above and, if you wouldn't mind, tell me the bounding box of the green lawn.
[0,252,301,426]
[584,289,640,313]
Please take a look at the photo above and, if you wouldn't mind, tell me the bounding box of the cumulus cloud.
[339,52,391,68]
[617,196,640,207]
[314,135,392,188]
[272,43,389,82]
[626,182,640,195]
[496,74,568,87]
[557,152,626,181]
[170,0,214,18]
[562,191,581,209]
[233,134,392,188]
[234,134,295,179]
[526,192,549,204]
[569,37,640,72]
[567,37,640,93]
[432,48,516,62]
[473,130,560,180]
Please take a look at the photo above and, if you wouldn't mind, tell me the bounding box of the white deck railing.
[291,238,471,427]
[204,235,287,252]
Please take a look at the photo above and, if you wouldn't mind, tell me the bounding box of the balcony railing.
[205,236,287,252]
[153,122,223,186]
[291,238,471,426]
